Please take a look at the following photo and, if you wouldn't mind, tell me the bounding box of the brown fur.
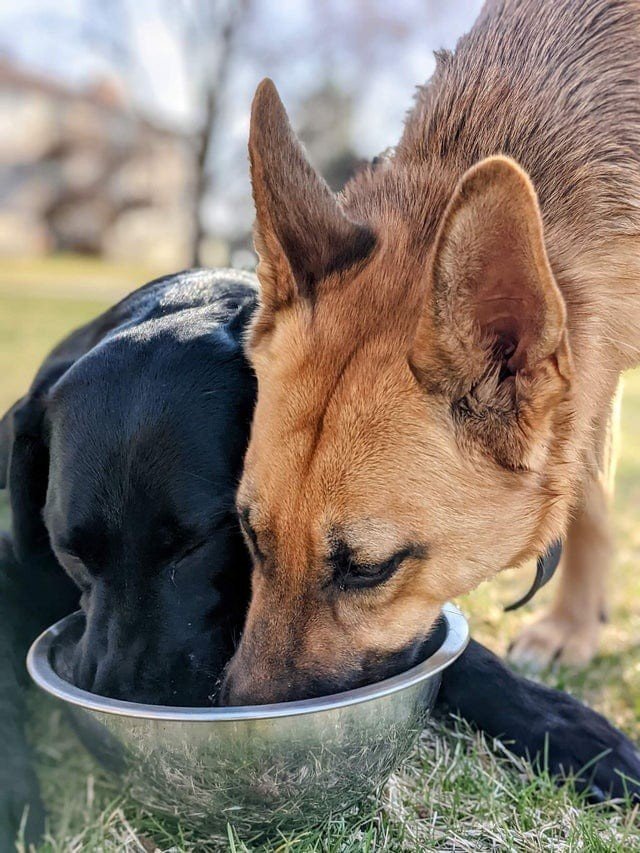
[224,0,640,702]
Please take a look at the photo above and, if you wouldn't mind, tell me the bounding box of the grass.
[0,254,163,414]
[1,255,639,851]
[24,708,640,852]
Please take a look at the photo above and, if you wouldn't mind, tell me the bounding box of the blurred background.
[0,0,485,412]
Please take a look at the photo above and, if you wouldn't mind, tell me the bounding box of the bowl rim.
[27,603,468,721]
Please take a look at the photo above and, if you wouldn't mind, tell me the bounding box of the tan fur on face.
[226,0,640,701]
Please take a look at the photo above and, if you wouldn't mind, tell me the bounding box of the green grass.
[0,254,163,414]
[24,707,640,852]
[0,292,111,414]
[1,256,639,852]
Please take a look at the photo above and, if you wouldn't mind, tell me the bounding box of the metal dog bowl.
[27,604,468,837]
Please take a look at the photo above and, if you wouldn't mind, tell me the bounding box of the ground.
[1,256,638,852]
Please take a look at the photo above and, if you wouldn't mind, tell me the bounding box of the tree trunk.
[190,7,243,266]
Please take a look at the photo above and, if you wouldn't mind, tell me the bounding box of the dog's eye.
[173,539,207,566]
[333,549,411,592]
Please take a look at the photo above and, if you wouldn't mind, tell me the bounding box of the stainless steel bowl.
[27,603,468,837]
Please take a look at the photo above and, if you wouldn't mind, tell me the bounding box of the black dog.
[1,269,638,849]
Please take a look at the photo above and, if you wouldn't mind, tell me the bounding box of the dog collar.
[504,540,563,612]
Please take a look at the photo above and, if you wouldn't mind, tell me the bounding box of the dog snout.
[217,653,291,706]
[77,646,143,700]
[72,650,99,693]
[72,625,221,704]
[72,647,129,700]
[217,675,245,706]
[218,651,350,706]
[71,616,155,701]
[218,665,274,707]
[91,659,123,699]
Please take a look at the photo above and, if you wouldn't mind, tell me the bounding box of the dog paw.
[538,698,640,805]
[508,614,600,671]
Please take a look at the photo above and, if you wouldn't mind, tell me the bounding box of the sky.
[0,0,484,236]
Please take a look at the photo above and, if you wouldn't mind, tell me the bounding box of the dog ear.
[0,398,21,490]
[4,395,52,564]
[248,79,375,317]
[411,156,573,470]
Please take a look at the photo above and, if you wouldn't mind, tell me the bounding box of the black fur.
[0,269,257,847]
[0,269,638,849]
[438,640,640,804]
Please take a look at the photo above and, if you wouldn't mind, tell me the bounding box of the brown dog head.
[220,80,574,706]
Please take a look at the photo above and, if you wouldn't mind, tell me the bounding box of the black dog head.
[2,275,256,706]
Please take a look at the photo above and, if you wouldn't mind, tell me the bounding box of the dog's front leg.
[437,639,640,802]
[509,385,620,670]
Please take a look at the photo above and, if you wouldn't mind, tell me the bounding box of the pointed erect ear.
[412,156,573,469]
[249,79,375,313]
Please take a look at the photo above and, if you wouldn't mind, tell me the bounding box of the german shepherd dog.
[220,0,640,704]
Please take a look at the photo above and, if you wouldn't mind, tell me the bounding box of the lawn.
[1,256,639,852]
[0,255,163,414]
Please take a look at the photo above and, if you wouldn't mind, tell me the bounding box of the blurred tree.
[80,0,250,266]
[163,0,251,265]
[0,0,483,264]
[297,83,362,191]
